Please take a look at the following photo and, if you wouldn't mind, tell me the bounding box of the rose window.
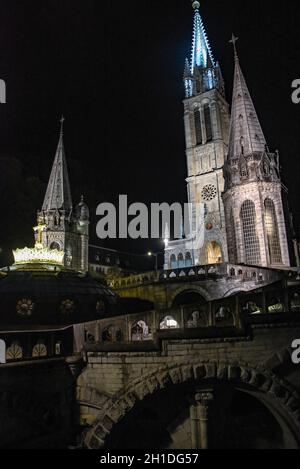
[201,184,217,202]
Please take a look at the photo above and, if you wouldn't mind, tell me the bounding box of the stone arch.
[82,361,300,449]
[170,285,211,307]
[172,289,206,307]
[223,287,249,298]
[50,241,61,251]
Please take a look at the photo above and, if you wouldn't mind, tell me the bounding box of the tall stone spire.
[184,1,224,98]
[42,116,73,212]
[190,0,214,72]
[228,35,267,159]
[223,36,290,268]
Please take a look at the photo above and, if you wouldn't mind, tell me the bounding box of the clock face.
[201,184,217,202]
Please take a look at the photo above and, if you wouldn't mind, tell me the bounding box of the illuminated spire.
[42,116,73,212]
[228,36,266,159]
[183,58,191,79]
[190,0,214,74]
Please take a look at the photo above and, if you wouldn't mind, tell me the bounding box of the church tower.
[37,117,90,273]
[222,37,290,268]
[165,1,230,269]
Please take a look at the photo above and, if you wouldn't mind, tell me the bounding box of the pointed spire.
[228,37,267,159]
[42,116,73,212]
[190,0,214,74]
[183,58,191,79]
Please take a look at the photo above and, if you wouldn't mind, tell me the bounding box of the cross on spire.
[229,33,239,61]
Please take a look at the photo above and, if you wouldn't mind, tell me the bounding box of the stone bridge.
[77,279,300,449]
[110,263,283,309]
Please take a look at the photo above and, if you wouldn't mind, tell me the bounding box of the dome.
[0,264,119,326]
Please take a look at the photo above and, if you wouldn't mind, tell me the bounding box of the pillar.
[190,390,214,449]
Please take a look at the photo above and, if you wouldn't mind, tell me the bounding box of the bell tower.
[165,1,230,268]
[37,117,90,272]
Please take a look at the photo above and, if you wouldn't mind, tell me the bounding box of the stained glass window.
[241,201,261,265]
[264,199,282,265]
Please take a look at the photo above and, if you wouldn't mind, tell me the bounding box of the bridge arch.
[82,360,300,449]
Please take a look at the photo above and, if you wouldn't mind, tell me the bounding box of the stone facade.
[165,4,230,269]
[222,46,290,268]
[77,320,300,448]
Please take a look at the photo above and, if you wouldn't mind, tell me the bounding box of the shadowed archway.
[172,290,206,307]
[82,361,300,449]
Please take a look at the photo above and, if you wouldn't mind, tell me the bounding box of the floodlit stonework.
[37,118,90,273]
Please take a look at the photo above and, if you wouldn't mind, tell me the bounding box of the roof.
[0,263,119,326]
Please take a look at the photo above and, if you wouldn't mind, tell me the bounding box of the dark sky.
[0,0,300,265]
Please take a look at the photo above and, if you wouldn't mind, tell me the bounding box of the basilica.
[164,1,295,271]
[0,0,300,450]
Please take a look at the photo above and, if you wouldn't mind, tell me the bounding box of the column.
[190,390,214,449]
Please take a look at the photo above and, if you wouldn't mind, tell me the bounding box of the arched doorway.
[206,241,222,265]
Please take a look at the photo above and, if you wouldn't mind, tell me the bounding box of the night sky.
[0,0,300,266]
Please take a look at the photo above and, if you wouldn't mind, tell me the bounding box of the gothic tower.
[37,118,90,273]
[222,37,290,268]
[165,1,230,269]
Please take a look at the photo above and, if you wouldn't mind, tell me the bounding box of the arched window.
[0,340,6,364]
[206,241,222,265]
[264,199,282,265]
[102,326,123,343]
[185,252,192,267]
[50,242,61,251]
[131,321,152,341]
[32,342,47,358]
[160,316,180,330]
[186,310,207,329]
[6,342,23,361]
[178,253,185,268]
[204,104,213,142]
[170,254,177,269]
[215,306,235,327]
[227,210,238,264]
[194,109,202,145]
[241,201,261,265]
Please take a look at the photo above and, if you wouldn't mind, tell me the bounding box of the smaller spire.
[229,33,239,62]
[60,115,65,137]
[183,58,191,79]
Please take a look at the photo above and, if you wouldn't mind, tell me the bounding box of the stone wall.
[77,319,300,449]
[0,358,74,448]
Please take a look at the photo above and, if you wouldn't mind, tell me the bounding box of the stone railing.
[110,263,280,289]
